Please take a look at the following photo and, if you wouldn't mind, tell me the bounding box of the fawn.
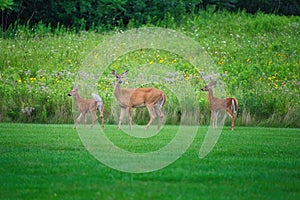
[201,81,238,130]
[68,86,104,129]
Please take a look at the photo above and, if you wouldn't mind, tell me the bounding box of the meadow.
[1,7,299,200]
[0,123,299,199]
[0,11,299,127]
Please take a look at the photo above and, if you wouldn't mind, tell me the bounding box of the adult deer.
[201,81,238,130]
[112,70,166,130]
[68,86,104,129]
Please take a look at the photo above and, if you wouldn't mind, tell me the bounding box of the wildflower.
[218,60,224,65]
[268,60,272,65]
[149,60,154,65]
[21,107,35,116]
[18,79,22,83]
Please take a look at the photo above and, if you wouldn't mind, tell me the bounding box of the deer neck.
[114,82,122,98]
[73,93,84,106]
[114,82,133,107]
[208,89,215,101]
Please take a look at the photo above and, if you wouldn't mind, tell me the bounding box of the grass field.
[0,123,299,199]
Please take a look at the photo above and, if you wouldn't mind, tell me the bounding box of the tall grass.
[0,124,299,199]
[0,11,299,127]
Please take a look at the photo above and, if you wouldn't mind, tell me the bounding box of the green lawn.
[0,123,299,199]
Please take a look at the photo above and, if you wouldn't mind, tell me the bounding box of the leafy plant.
[0,11,299,127]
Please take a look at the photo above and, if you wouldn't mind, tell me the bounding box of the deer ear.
[209,81,217,87]
[112,70,117,76]
[124,70,129,76]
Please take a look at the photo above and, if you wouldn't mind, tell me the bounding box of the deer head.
[201,81,216,92]
[68,86,80,96]
[112,70,129,84]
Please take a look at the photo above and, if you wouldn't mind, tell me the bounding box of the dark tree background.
[1,0,299,31]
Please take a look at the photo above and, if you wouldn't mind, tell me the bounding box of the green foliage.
[0,0,13,11]
[0,11,299,127]
[1,0,197,31]
[0,124,299,199]
[236,0,300,15]
[0,27,103,123]
[1,0,299,31]
[183,11,300,127]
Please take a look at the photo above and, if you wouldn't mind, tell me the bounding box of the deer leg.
[128,105,133,131]
[226,108,235,131]
[154,104,164,130]
[99,110,104,129]
[211,110,215,128]
[74,113,83,129]
[83,113,87,128]
[214,110,219,128]
[90,110,98,129]
[98,104,104,129]
[145,104,156,130]
[101,115,104,129]
[118,107,126,130]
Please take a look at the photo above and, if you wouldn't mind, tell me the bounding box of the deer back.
[129,88,164,107]
[78,98,97,112]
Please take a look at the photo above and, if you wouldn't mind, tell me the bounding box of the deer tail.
[159,93,166,109]
[231,98,238,115]
[92,93,103,111]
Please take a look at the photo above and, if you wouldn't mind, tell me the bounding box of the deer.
[201,81,238,131]
[68,86,104,129]
[112,70,166,130]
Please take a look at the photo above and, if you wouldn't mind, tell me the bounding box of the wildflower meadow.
[1,11,299,127]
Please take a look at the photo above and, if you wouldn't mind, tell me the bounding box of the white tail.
[112,70,166,130]
[159,93,166,109]
[92,93,103,112]
[201,81,238,131]
[231,99,238,114]
[68,86,104,129]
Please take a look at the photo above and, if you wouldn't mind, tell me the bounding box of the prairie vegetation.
[0,11,299,127]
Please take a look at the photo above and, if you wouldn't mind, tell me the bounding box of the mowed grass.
[0,123,299,200]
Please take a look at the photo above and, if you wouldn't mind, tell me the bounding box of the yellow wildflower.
[159,59,164,63]
[268,60,272,65]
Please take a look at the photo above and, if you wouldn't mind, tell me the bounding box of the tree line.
[1,0,300,31]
